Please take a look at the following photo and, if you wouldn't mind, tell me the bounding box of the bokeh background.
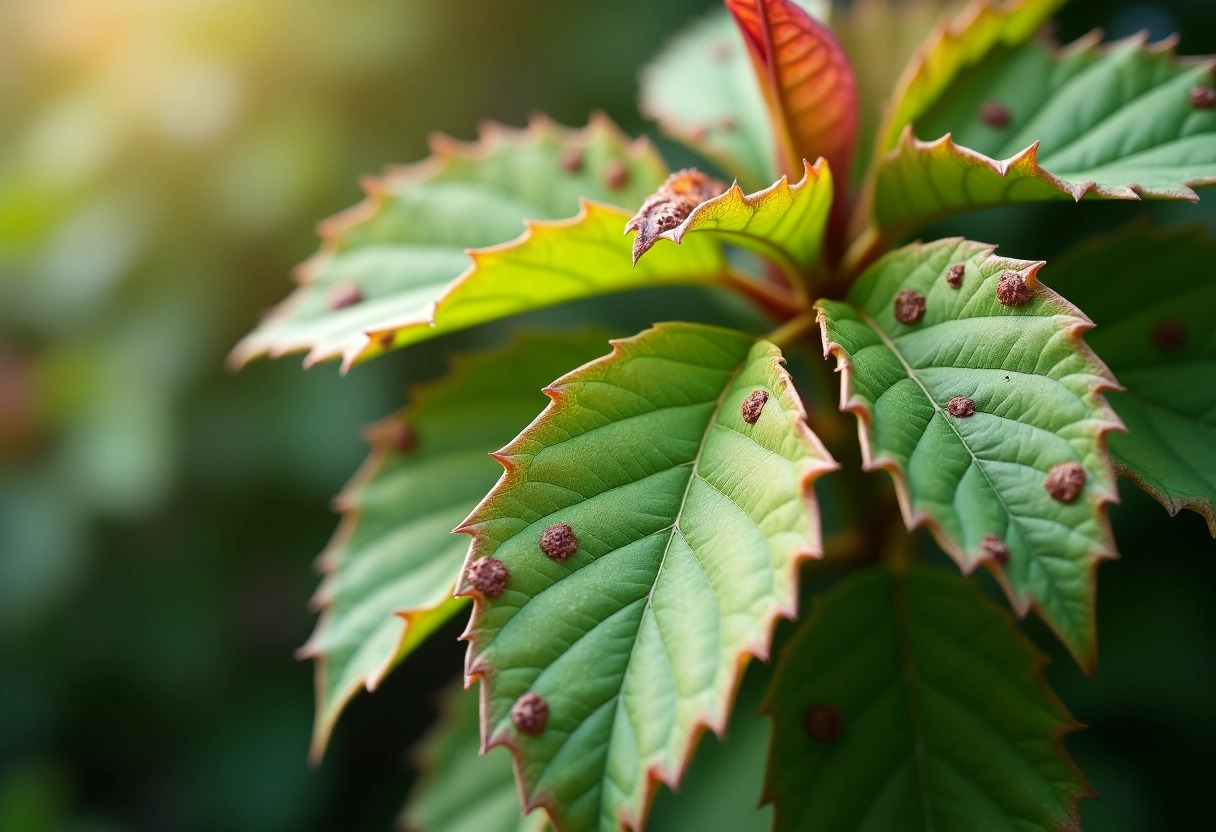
[1,1,1213,830]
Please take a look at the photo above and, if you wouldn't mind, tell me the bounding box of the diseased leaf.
[725,0,858,183]
[1048,224,1216,535]
[817,239,1122,669]
[457,322,837,832]
[867,31,1216,233]
[875,0,1065,154]
[403,684,548,832]
[624,169,730,264]
[765,564,1090,832]
[229,115,670,371]
[300,331,612,759]
[628,159,834,295]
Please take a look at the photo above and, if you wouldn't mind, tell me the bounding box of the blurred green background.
[0,1,1213,830]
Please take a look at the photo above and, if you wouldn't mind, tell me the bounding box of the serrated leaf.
[300,331,613,759]
[725,0,858,183]
[229,116,671,371]
[630,159,834,290]
[867,31,1216,233]
[403,684,548,832]
[1047,224,1216,535]
[765,564,1090,832]
[817,239,1122,669]
[875,0,1064,154]
[457,322,836,832]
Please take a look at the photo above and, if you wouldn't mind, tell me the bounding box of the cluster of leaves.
[235,0,1216,829]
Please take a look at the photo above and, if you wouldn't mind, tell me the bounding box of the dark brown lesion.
[624,168,729,265]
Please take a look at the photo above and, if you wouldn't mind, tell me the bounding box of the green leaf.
[874,0,1065,154]
[404,670,775,832]
[649,665,774,831]
[1047,224,1216,535]
[640,9,779,191]
[867,32,1216,233]
[725,0,859,183]
[457,322,837,832]
[630,159,834,288]
[229,115,675,371]
[300,331,613,759]
[765,564,1090,832]
[817,239,1122,669]
[403,684,548,832]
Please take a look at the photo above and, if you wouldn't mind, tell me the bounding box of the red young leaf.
[725,0,858,182]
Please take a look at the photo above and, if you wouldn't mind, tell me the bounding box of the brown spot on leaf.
[804,703,843,743]
[1191,85,1216,110]
[624,168,728,264]
[511,692,549,735]
[741,390,768,424]
[378,332,396,349]
[604,159,630,191]
[996,271,1033,306]
[719,116,737,132]
[326,281,363,311]
[945,264,965,289]
[1152,319,1187,351]
[540,523,579,561]
[979,100,1012,127]
[560,147,584,174]
[894,289,925,324]
[688,124,710,142]
[386,422,417,454]
[466,557,509,598]
[947,396,975,418]
[1045,462,1087,503]
[981,534,1010,566]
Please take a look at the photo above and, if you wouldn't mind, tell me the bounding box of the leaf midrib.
[857,308,1077,621]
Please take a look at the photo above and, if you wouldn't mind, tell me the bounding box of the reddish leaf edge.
[818,239,1126,673]
[856,32,1216,240]
[227,113,660,374]
[630,158,831,285]
[295,332,572,762]
[452,322,838,831]
[1060,218,1216,538]
[757,562,1098,826]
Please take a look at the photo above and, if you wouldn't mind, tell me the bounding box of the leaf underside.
[817,238,1122,669]
[301,331,613,758]
[725,0,858,182]
[458,322,836,832]
[1048,223,1216,535]
[765,564,1089,832]
[230,115,676,371]
[871,32,1216,232]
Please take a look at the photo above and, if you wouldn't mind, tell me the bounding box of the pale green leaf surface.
[457,322,836,832]
[870,35,1216,232]
[765,564,1089,832]
[230,116,674,371]
[817,239,1121,668]
[640,10,779,191]
[632,158,833,287]
[1048,224,1216,535]
[301,331,613,759]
